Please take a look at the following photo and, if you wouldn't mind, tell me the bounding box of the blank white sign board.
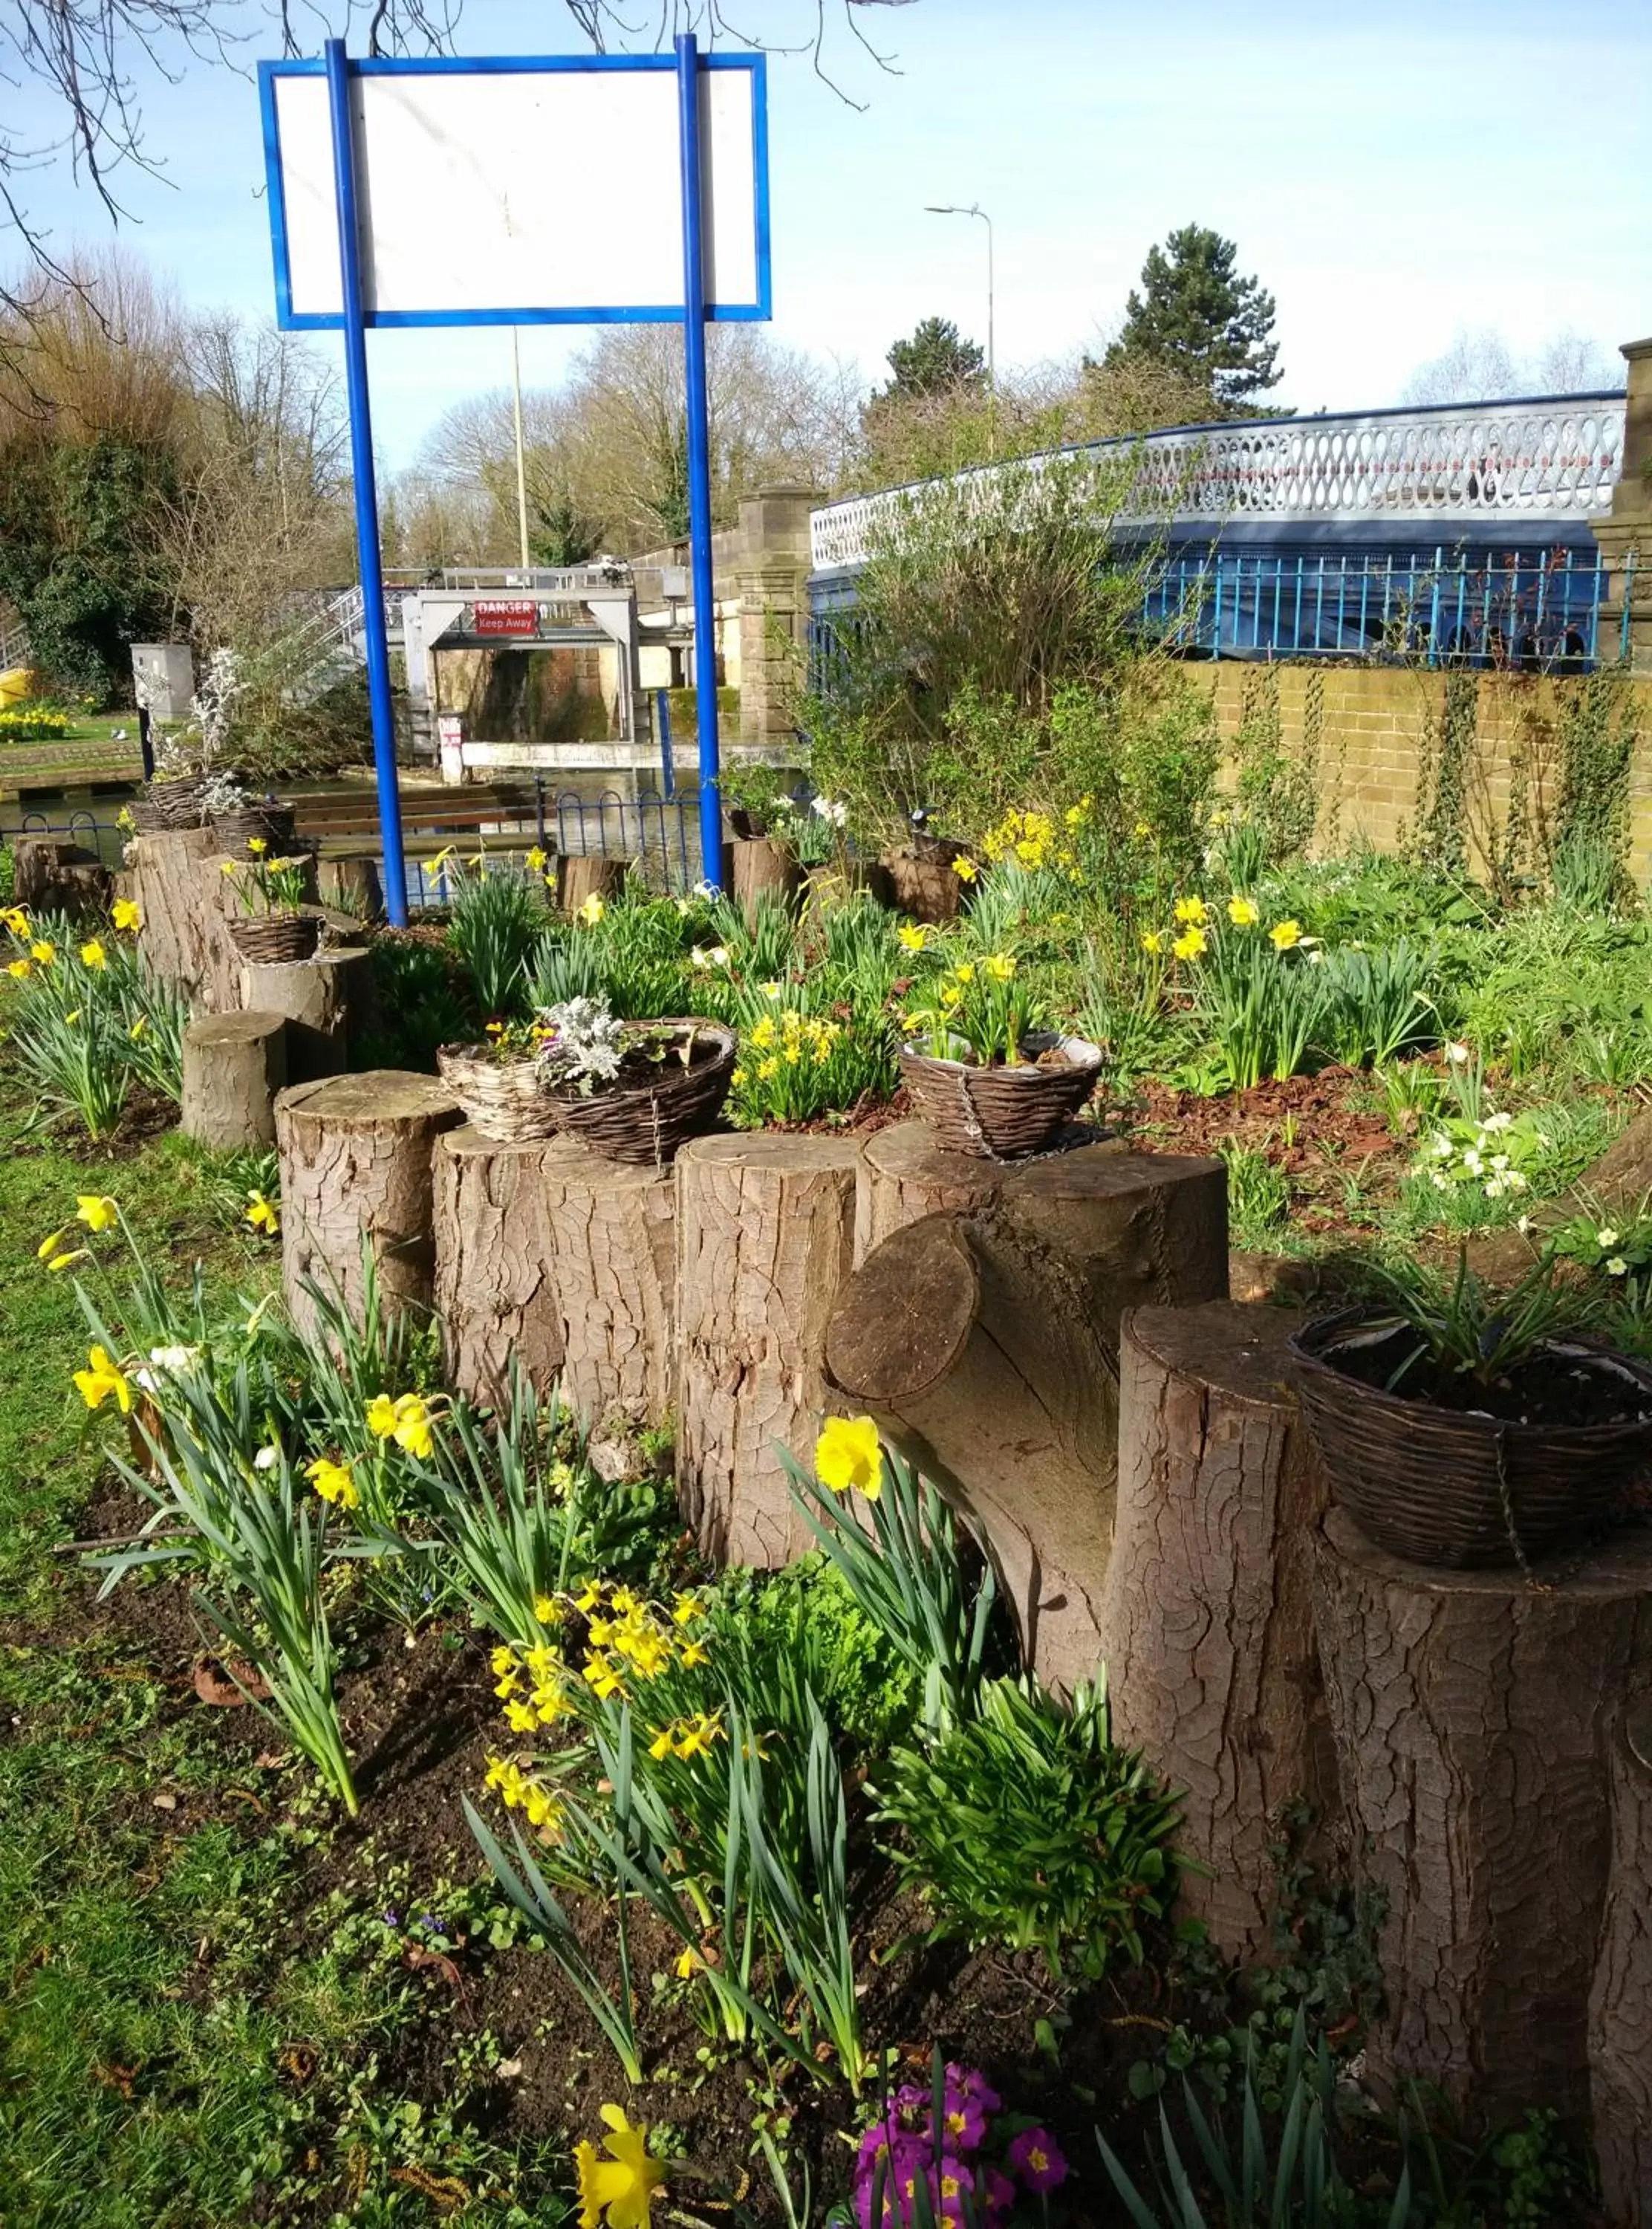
[260,56,768,327]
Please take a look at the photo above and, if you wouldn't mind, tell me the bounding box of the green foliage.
[872,1676,1180,1981]
[876,315,987,401]
[445,861,549,1019]
[1220,1143,1292,1247]
[357,934,476,1071]
[715,1556,920,1757]
[1554,665,1637,891]
[1230,666,1318,867]
[0,701,71,742]
[1101,224,1282,412]
[1349,1247,1600,1392]
[1411,673,1478,882]
[2,912,183,1136]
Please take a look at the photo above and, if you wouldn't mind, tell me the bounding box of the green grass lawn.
[1,712,144,794]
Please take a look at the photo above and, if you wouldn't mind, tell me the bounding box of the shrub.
[0,702,71,742]
[445,861,548,1019]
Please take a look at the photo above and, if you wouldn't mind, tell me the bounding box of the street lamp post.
[923,201,995,392]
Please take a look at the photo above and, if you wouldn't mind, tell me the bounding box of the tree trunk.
[238,946,371,1082]
[275,1070,464,1341]
[129,829,239,1009]
[540,1139,677,1433]
[316,852,385,923]
[1590,1702,1652,2228]
[13,837,111,922]
[181,1010,288,1152]
[879,846,963,924]
[1312,1508,1652,2121]
[1099,1302,1334,1962]
[729,837,803,927]
[676,1134,860,1566]
[557,854,631,914]
[853,1116,1122,1263]
[432,1126,568,1409]
[825,1151,1228,1692]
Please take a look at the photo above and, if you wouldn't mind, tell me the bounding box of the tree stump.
[129,829,240,1008]
[729,837,803,927]
[316,852,384,923]
[825,1150,1227,1692]
[239,946,371,1083]
[181,1010,288,1151]
[432,1126,568,1409]
[1590,1699,1652,2228]
[557,854,631,914]
[275,1071,464,1340]
[13,837,111,922]
[1099,1303,1334,1961]
[676,1134,861,1566]
[880,846,963,923]
[540,1139,677,1433]
[854,1117,1122,1263]
[1313,1508,1652,2122]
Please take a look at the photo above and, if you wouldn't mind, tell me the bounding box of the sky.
[13,0,1651,468]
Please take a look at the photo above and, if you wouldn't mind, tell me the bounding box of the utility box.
[131,643,195,720]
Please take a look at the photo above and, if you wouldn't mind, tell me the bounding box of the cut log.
[1590,1700,1652,2229]
[1099,1302,1334,1962]
[316,852,385,923]
[541,1139,677,1433]
[676,1134,860,1566]
[13,837,111,922]
[1313,1507,1652,2122]
[432,1126,568,1408]
[825,1149,1229,1691]
[557,854,631,914]
[854,1116,1121,1263]
[129,828,240,1009]
[729,837,804,927]
[238,946,371,1083]
[275,1070,464,1340]
[879,846,963,924]
[181,1010,288,1151]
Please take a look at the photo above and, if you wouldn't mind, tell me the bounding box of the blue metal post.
[675,33,723,891]
[325,38,409,927]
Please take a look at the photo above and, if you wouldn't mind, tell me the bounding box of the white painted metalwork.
[809,395,1627,572]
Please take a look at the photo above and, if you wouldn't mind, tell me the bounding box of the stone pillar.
[735,481,822,747]
[1592,338,1652,673]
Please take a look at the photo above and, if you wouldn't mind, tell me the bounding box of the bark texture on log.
[238,947,370,1083]
[1100,1302,1333,1962]
[276,1071,464,1340]
[729,838,804,927]
[129,829,239,1008]
[677,1134,860,1566]
[1591,1704,1652,2228]
[1313,1508,1652,2121]
[316,853,385,923]
[181,1010,288,1151]
[432,1126,568,1408]
[879,846,963,923]
[13,837,111,921]
[826,1150,1228,1692]
[557,854,631,914]
[854,1117,1026,1263]
[539,1141,677,1433]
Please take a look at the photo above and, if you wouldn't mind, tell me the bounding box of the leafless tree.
[1400,326,1622,407]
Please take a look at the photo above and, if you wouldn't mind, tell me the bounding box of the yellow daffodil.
[1172,896,1207,927]
[1269,918,1303,950]
[815,1414,884,1499]
[953,961,975,985]
[648,1725,676,1760]
[577,893,605,926]
[30,940,54,965]
[525,846,547,873]
[1172,927,1208,963]
[111,898,142,933]
[74,1345,132,1414]
[490,1645,517,1677]
[533,1681,573,1725]
[36,1228,66,1262]
[504,1698,538,1734]
[1133,820,1153,838]
[574,1579,602,1613]
[246,836,268,856]
[583,1653,626,1701]
[674,1946,699,1979]
[245,1190,280,1235]
[76,1194,120,1233]
[389,1393,434,1459]
[897,924,929,953]
[533,1593,560,1625]
[674,1713,723,1760]
[129,1016,147,1040]
[523,1784,562,1831]
[671,1593,705,1627]
[6,957,30,979]
[79,939,108,970]
[1,906,27,936]
[982,953,1016,982]
[365,1394,400,1440]
[1140,930,1164,955]
[677,1638,708,1669]
[574,2104,669,2229]
[951,855,978,882]
[305,1456,359,1510]
[48,1248,89,1273]
[1226,897,1259,928]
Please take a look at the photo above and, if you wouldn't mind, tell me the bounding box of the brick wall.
[1206,662,1652,879]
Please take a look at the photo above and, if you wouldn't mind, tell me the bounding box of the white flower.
[761,980,783,999]
[1307,948,1325,966]
[1431,1171,1451,1191]
[1517,1215,1532,1233]
[1482,1111,1514,1134]
[1490,1155,1511,1172]
[1463,1149,1484,1176]
[134,1367,158,1392]
[689,947,713,970]
[1485,1176,1506,1198]
[1506,1171,1528,1192]
[149,1343,201,1372]
[691,879,717,901]
[1607,1256,1629,1277]
[709,946,729,967]
[1598,1227,1622,1250]
[1446,1041,1471,1065]
[253,1444,279,1470]
[1428,1133,1454,1159]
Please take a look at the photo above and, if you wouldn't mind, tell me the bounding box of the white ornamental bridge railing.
[809,392,1627,574]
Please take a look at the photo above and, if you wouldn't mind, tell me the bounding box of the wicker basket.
[134,780,206,831]
[1290,1307,1652,1568]
[900,1032,1103,1161]
[437,1044,561,1143]
[212,805,296,853]
[546,1018,735,1166]
[227,911,320,964]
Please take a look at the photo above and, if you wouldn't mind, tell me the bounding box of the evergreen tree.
[1103,226,1281,413]
[879,317,987,400]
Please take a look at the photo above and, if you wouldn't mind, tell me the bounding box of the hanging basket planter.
[900,1032,1102,1161]
[546,1017,736,1167]
[1290,1306,1652,1568]
[213,805,297,854]
[134,779,206,831]
[436,1044,562,1143]
[227,911,321,965]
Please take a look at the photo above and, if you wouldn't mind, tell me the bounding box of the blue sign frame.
[260,38,761,918]
[258,51,771,332]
